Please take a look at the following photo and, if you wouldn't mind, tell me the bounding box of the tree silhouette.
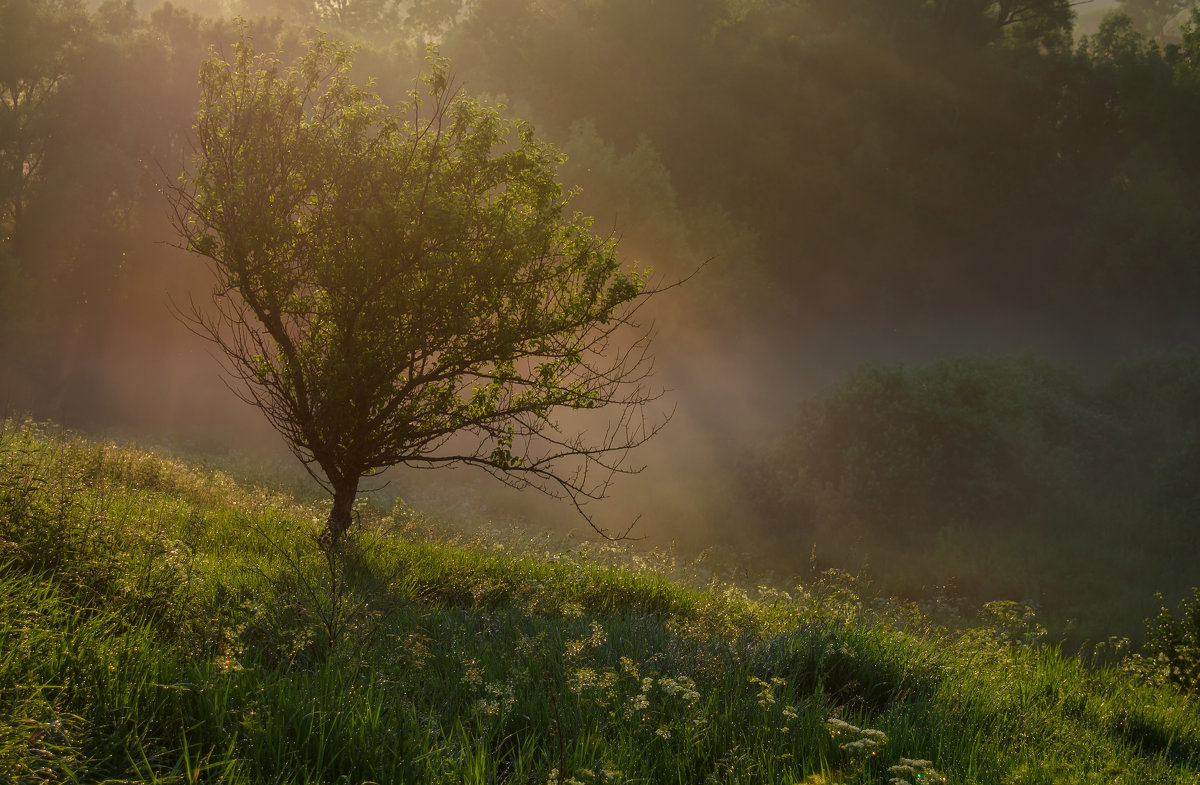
[167,37,669,547]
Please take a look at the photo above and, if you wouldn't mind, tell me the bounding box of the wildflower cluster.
[565,620,608,660]
[974,600,1047,650]
[547,765,623,785]
[615,658,706,743]
[473,680,517,718]
[564,621,619,707]
[567,666,618,705]
[454,646,524,731]
[888,757,947,785]
[825,717,948,784]
[749,675,800,734]
[825,716,887,757]
[1139,588,1200,695]
[749,675,784,708]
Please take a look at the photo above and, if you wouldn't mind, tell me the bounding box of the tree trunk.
[321,478,359,549]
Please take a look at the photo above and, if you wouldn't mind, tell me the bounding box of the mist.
[5,0,1200,644]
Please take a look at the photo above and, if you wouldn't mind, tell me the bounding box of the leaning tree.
[167,36,668,548]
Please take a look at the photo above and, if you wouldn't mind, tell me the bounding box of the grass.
[1,417,1198,784]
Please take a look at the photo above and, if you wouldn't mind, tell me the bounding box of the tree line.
[4,0,1200,431]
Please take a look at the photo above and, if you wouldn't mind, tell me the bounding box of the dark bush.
[759,354,1116,532]
[1143,588,1200,694]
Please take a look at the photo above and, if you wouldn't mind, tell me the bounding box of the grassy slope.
[1,419,1197,784]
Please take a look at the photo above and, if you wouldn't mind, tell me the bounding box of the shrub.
[1141,588,1200,694]
[758,354,1113,533]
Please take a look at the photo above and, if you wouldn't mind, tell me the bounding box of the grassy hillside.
[1,419,1198,784]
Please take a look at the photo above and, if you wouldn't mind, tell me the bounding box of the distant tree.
[313,0,400,36]
[1118,0,1196,39]
[404,0,465,41]
[0,0,88,245]
[235,0,318,22]
[167,37,668,547]
[928,0,1077,48]
[1177,8,1200,71]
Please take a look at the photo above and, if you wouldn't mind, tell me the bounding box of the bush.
[757,354,1115,533]
[1142,588,1200,694]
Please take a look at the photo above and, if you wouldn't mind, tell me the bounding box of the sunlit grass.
[1,418,1197,783]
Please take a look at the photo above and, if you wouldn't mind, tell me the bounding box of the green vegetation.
[2,2,1199,632]
[167,36,661,546]
[444,0,1200,319]
[8,0,1200,423]
[3,418,1199,783]
[4,3,1200,778]
[745,352,1200,641]
[1136,589,1200,693]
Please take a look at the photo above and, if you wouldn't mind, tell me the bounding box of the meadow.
[2,418,1198,784]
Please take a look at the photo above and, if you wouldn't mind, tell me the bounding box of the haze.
[3,0,1199,643]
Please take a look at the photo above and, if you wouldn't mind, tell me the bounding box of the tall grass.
[1,418,1197,783]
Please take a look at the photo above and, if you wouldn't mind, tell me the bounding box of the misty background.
[3,0,1200,643]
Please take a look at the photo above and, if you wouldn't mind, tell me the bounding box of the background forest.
[3,0,1200,643]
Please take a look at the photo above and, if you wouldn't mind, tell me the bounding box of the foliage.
[0,0,281,428]
[0,0,88,243]
[743,351,1200,640]
[7,0,1200,434]
[439,0,1200,319]
[927,0,1078,49]
[169,36,664,545]
[755,355,1109,530]
[1140,588,1200,693]
[1118,0,1197,38]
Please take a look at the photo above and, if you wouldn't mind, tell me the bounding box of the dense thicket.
[750,352,1200,526]
[0,0,305,428]
[742,351,1200,637]
[441,0,1200,323]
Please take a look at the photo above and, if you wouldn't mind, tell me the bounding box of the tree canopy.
[0,0,88,245]
[1118,0,1197,39]
[168,37,665,546]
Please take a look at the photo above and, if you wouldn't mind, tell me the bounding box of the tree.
[404,0,466,42]
[1118,0,1196,39]
[313,0,400,36]
[1177,8,1200,73]
[0,0,88,246]
[928,0,1077,48]
[167,36,668,547]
